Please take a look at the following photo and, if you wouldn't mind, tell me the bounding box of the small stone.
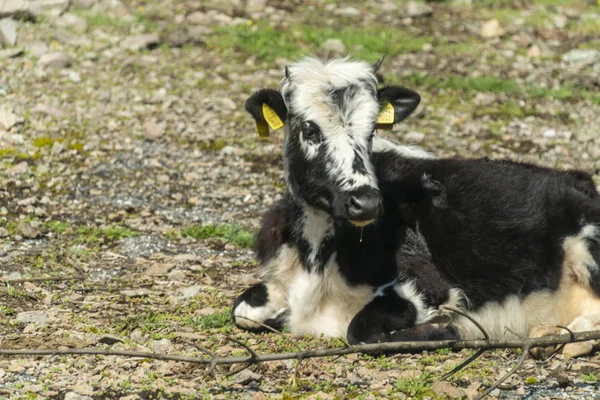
[64,391,93,400]
[480,18,505,38]
[16,222,41,238]
[6,161,28,175]
[253,393,268,400]
[179,284,202,299]
[186,26,207,45]
[556,374,570,388]
[337,7,360,17]
[0,227,8,237]
[72,0,95,9]
[246,0,267,14]
[321,38,346,54]
[186,11,208,25]
[15,311,46,325]
[151,338,172,353]
[231,369,262,385]
[167,269,186,281]
[431,381,465,399]
[121,288,152,297]
[490,389,501,397]
[68,70,81,83]
[0,0,29,19]
[0,105,23,130]
[527,44,541,58]
[145,262,174,275]
[543,128,557,138]
[220,97,236,111]
[97,335,124,345]
[54,13,88,34]
[121,33,159,51]
[405,131,425,143]
[466,381,481,398]
[562,49,598,65]
[0,47,22,58]
[553,15,568,29]
[162,28,189,48]
[26,40,48,57]
[38,52,71,70]
[404,2,433,18]
[0,18,18,47]
[143,120,165,141]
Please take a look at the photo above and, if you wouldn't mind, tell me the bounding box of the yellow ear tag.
[376,103,395,125]
[262,103,284,130]
[256,121,270,138]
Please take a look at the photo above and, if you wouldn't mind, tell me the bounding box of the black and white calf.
[233,57,600,356]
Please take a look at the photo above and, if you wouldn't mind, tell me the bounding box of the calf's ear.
[376,86,421,130]
[245,89,288,138]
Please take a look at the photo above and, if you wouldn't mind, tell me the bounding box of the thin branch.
[441,306,489,340]
[2,330,600,366]
[474,344,531,400]
[0,275,85,284]
[225,337,258,376]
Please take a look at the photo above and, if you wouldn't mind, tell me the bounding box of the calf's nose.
[347,191,380,223]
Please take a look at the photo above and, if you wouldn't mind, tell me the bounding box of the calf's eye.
[302,121,321,142]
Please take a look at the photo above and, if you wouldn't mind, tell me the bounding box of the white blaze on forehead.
[281,57,380,190]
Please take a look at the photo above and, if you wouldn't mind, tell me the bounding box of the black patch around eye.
[302,121,322,143]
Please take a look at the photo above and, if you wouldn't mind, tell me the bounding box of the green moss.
[33,137,56,148]
[77,224,138,243]
[393,372,434,398]
[526,376,539,385]
[582,373,598,383]
[180,223,255,248]
[191,310,233,330]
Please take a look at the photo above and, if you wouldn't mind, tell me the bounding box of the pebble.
[54,13,88,34]
[480,18,505,38]
[38,52,72,70]
[0,105,23,130]
[151,338,172,353]
[25,40,49,57]
[179,284,202,299]
[431,381,465,399]
[405,131,425,143]
[404,2,433,18]
[187,11,208,25]
[231,370,262,385]
[336,7,360,17]
[16,311,47,325]
[543,128,557,138]
[0,17,17,46]
[97,334,124,345]
[121,33,159,51]
[64,391,93,400]
[16,221,41,238]
[143,120,165,141]
[562,49,598,65]
[0,227,8,238]
[321,38,346,54]
[246,0,267,14]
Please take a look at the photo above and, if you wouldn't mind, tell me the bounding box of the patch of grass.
[180,223,255,248]
[47,220,71,235]
[190,311,233,330]
[526,376,539,385]
[393,372,434,397]
[207,20,432,63]
[582,373,598,383]
[77,224,138,243]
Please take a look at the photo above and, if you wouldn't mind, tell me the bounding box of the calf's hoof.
[232,282,287,332]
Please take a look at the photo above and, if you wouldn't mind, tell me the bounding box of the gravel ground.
[1,0,600,399]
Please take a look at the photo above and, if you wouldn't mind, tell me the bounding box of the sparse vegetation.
[180,223,255,248]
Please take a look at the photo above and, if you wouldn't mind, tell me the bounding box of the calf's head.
[246,57,420,226]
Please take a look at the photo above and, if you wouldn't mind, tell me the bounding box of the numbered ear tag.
[262,104,284,130]
[376,103,395,124]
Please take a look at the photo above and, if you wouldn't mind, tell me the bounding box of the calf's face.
[246,57,420,226]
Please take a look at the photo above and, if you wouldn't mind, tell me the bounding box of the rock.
[97,334,124,345]
[179,284,202,299]
[121,33,159,51]
[151,338,172,353]
[405,131,425,143]
[246,0,266,14]
[253,393,268,400]
[162,29,189,48]
[0,46,22,58]
[54,13,88,34]
[186,26,207,45]
[120,288,152,297]
[64,392,93,400]
[563,341,594,358]
[6,161,28,175]
[186,11,208,25]
[527,44,541,58]
[25,40,48,57]
[15,311,46,325]
[404,2,433,18]
[72,0,95,9]
[0,18,17,46]
[431,381,465,399]
[28,0,70,16]
[543,128,557,138]
[145,262,173,275]
[336,7,360,17]
[38,52,71,69]
[0,227,8,237]
[220,97,236,111]
[143,120,165,141]
[466,381,481,399]
[16,221,41,238]
[553,15,568,29]
[231,369,262,385]
[0,0,28,19]
[556,373,570,388]
[562,49,598,65]
[321,38,346,54]
[480,18,504,38]
[0,105,23,130]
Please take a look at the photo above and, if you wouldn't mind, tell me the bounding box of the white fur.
[302,207,333,269]
[233,284,287,330]
[287,254,375,338]
[281,57,380,191]
[372,136,434,159]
